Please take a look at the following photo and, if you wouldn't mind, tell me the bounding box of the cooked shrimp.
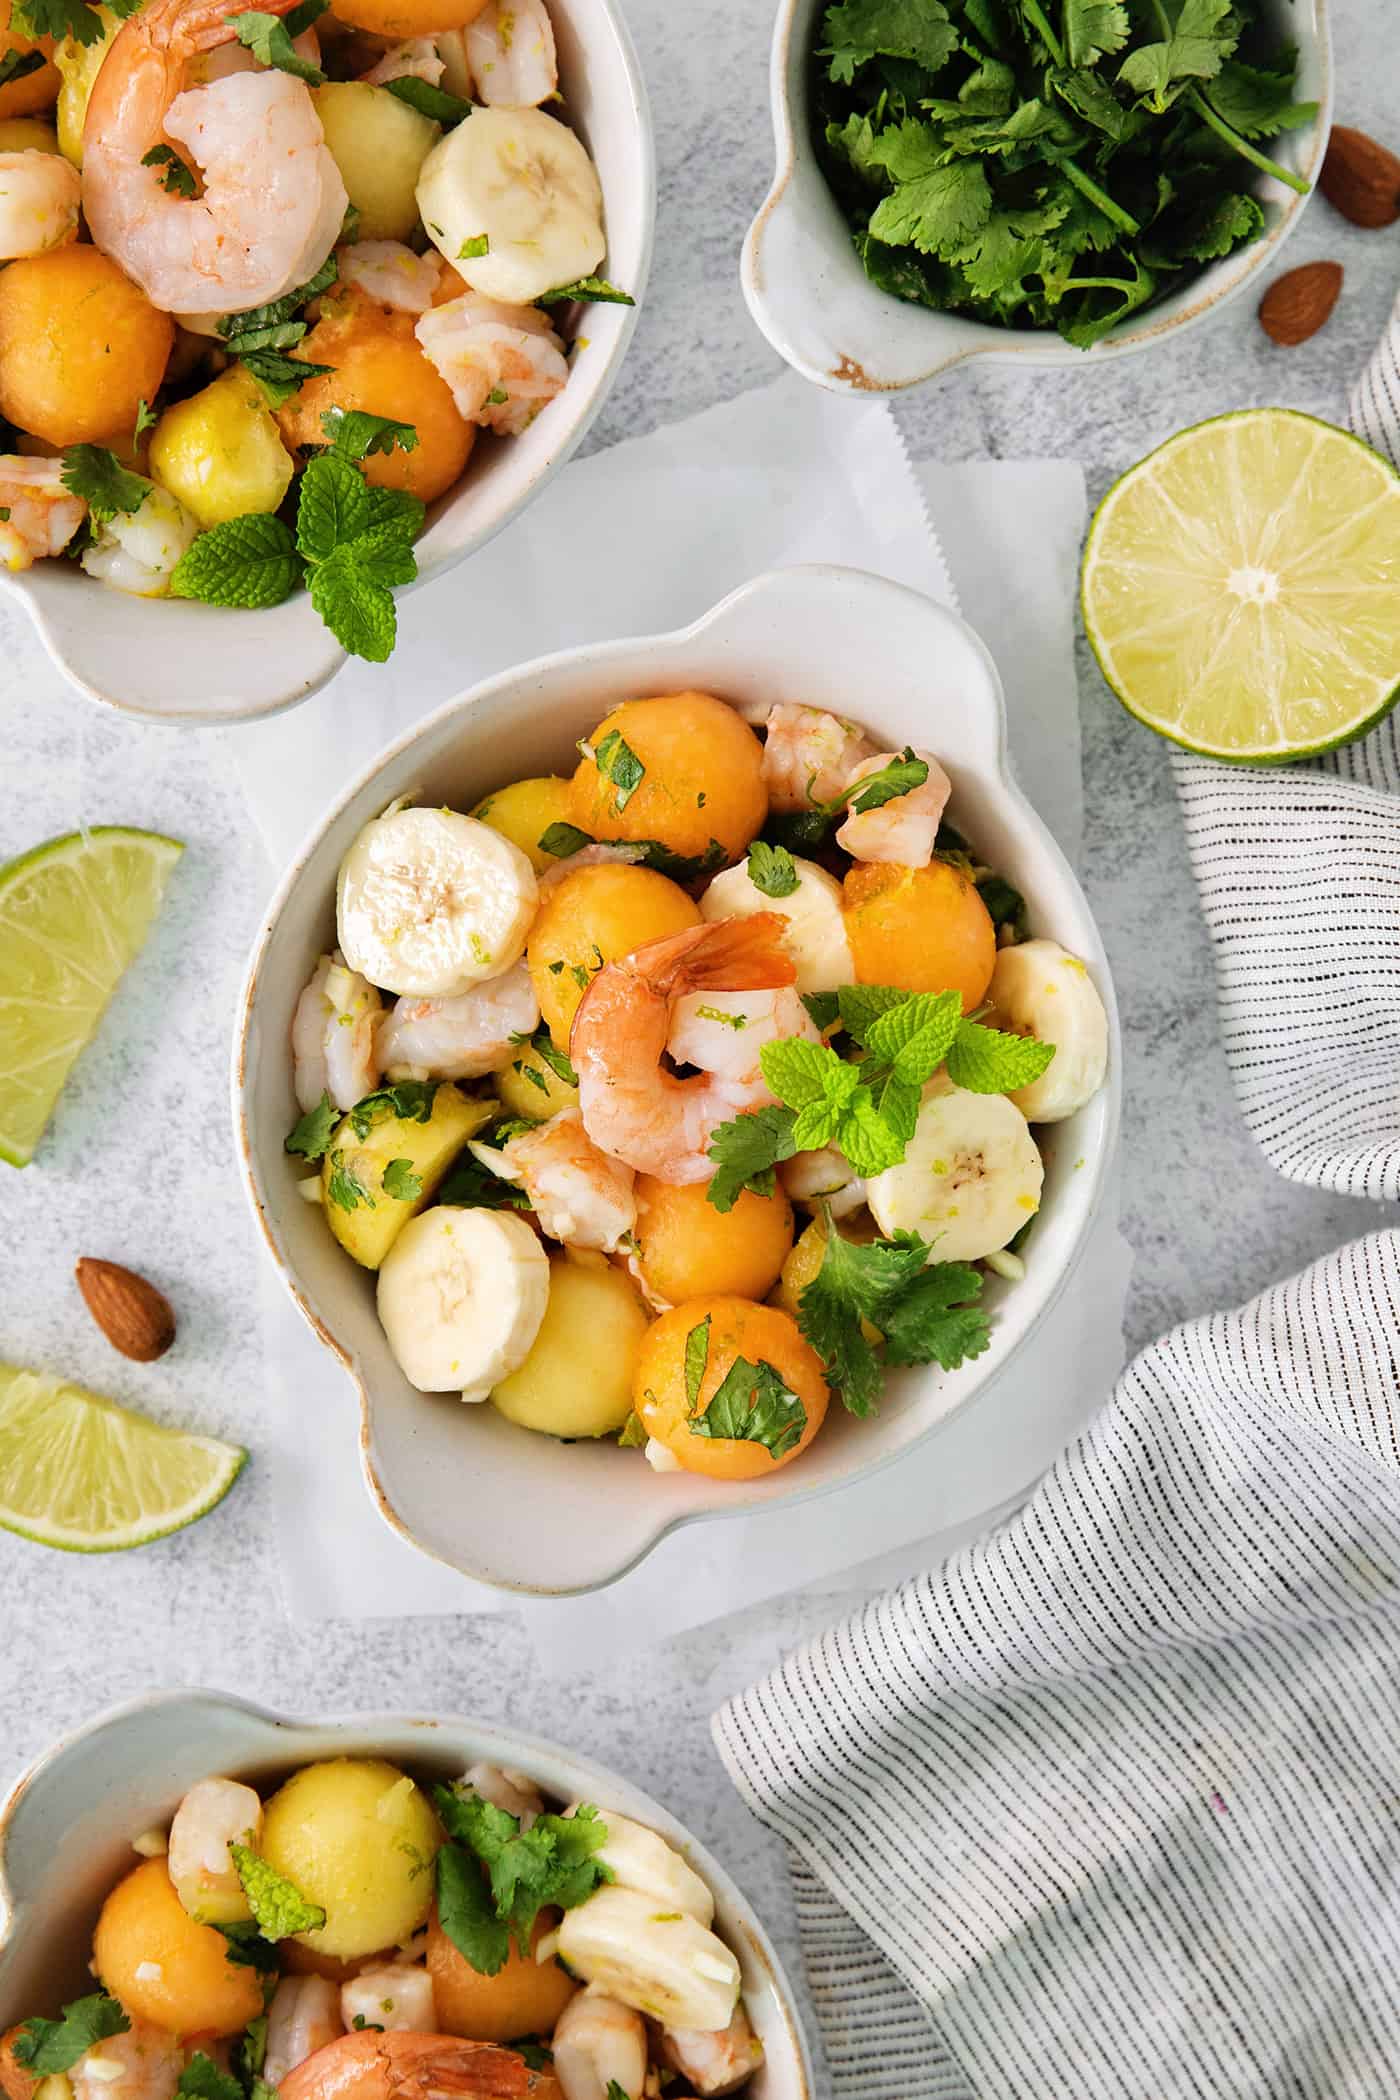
[495,1109,636,1251]
[667,986,818,1092]
[265,1977,345,2089]
[538,841,649,892]
[660,2006,763,2096]
[81,480,199,597]
[760,703,877,813]
[340,240,443,314]
[0,149,80,259]
[72,2017,183,2100]
[415,294,568,437]
[464,0,556,106]
[551,1990,646,2100]
[277,2029,562,2100]
[779,1145,866,1219]
[361,36,444,85]
[83,0,348,317]
[340,1968,436,2036]
[0,457,85,572]
[293,954,384,1112]
[835,747,951,866]
[571,916,797,1184]
[461,1760,543,1827]
[376,960,537,1080]
[166,1777,262,1920]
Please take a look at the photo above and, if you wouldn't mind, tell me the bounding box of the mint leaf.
[842,748,929,815]
[830,1087,907,1176]
[688,1355,807,1461]
[511,2042,554,2072]
[14,1998,130,2075]
[705,1105,798,1211]
[229,1846,326,1938]
[863,989,961,1084]
[439,1152,531,1211]
[177,2055,243,2100]
[297,453,371,562]
[0,48,45,88]
[382,74,473,124]
[60,446,148,524]
[880,1261,990,1371]
[227,8,324,80]
[801,990,841,1033]
[836,983,907,1044]
[525,1025,576,1087]
[141,143,196,196]
[320,409,419,461]
[285,1091,337,1162]
[821,0,957,83]
[684,1315,710,1413]
[536,277,634,305]
[760,1035,855,1112]
[238,348,332,408]
[946,1020,1055,1093]
[538,820,593,859]
[436,1841,509,1976]
[617,1411,647,1448]
[382,1157,422,1201]
[217,255,337,343]
[589,728,644,811]
[310,552,397,662]
[747,840,798,898]
[218,1923,280,1972]
[170,513,301,609]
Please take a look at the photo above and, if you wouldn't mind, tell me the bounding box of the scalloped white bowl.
[744,0,1331,392]
[0,1692,811,2100]
[0,0,654,725]
[233,564,1121,1595]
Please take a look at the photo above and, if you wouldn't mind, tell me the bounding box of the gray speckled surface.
[0,0,1396,2059]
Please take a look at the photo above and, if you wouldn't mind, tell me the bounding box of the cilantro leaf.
[746,840,798,898]
[536,277,635,305]
[1116,0,1236,108]
[320,409,419,462]
[524,1025,576,1088]
[705,1105,798,1211]
[688,1353,807,1461]
[617,1411,647,1448]
[325,1152,373,1213]
[841,747,930,814]
[797,1221,930,1416]
[1063,0,1130,66]
[433,1786,611,1965]
[60,446,148,524]
[537,820,594,859]
[348,1079,438,1137]
[945,1020,1055,1093]
[177,2054,244,2100]
[436,1840,509,1977]
[869,156,992,257]
[439,1152,532,1211]
[142,143,197,196]
[382,1157,422,1201]
[229,1845,326,1938]
[233,2013,269,2084]
[605,2087,628,2100]
[285,1091,338,1162]
[684,1315,710,1413]
[880,1262,991,1371]
[0,48,44,88]
[588,728,644,812]
[509,2042,553,2071]
[226,8,324,81]
[133,398,158,441]
[1202,57,1317,139]
[13,1998,130,2075]
[821,0,957,84]
[382,74,473,124]
[12,0,140,44]
[170,513,301,610]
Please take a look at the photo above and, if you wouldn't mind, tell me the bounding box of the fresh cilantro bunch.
[171,411,424,662]
[433,1785,611,1975]
[813,0,1317,346]
[799,1207,990,1415]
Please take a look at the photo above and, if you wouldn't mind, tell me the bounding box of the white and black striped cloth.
[713,301,1400,2099]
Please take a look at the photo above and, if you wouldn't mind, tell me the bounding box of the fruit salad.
[0,1753,766,2100]
[0,0,627,659]
[284,689,1110,1479]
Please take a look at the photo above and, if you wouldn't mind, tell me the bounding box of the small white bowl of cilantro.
[233,564,1120,1595]
[744,0,1330,388]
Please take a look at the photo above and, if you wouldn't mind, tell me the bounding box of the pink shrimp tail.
[145,0,305,53]
[624,911,796,1001]
[279,2031,561,2100]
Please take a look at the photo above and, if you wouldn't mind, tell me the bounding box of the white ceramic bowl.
[745,0,1331,392]
[233,564,1121,1594]
[0,1691,811,2100]
[1,0,654,726]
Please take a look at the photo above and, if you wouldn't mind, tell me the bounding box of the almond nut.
[1319,126,1400,229]
[75,1258,177,1362]
[1258,261,1343,346]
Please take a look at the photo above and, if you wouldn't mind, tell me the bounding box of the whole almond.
[76,1258,176,1361]
[1258,261,1343,346]
[1319,126,1400,229]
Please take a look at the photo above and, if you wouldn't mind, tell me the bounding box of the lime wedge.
[0,826,182,1167]
[0,1364,246,1552]
[1082,409,1400,762]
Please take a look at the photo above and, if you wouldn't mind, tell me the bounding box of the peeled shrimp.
[779,1145,866,1219]
[340,240,443,315]
[265,1977,345,2089]
[293,955,383,1112]
[81,480,199,597]
[0,457,85,573]
[0,149,80,259]
[571,915,797,1185]
[668,986,819,1092]
[415,294,568,437]
[461,1760,543,1827]
[340,1968,436,2036]
[278,2029,563,2100]
[361,36,445,86]
[660,2006,763,2096]
[72,2017,183,2100]
[495,1109,636,1251]
[760,704,877,813]
[835,747,951,866]
[551,1991,646,2100]
[83,0,347,317]
[376,959,537,1081]
[465,0,557,106]
[166,1777,262,1919]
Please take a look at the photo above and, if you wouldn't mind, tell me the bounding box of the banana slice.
[570,1807,715,1926]
[700,855,853,994]
[376,1207,549,1399]
[866,1076,1043,1261]
[337,806,538,999]
[556,1887,741,2033]
[416,105,605,306]
[987,938,1109,1123]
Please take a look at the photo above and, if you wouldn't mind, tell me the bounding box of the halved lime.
[0,1364,246,1552]
[0,827,183,1167]
[1082,410,1400,762]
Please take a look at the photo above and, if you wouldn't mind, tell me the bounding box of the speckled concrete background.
[0,0,1395,2058]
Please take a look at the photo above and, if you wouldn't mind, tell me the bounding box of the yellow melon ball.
[312,81,439,242]
[277,304,472,506]
[635,1296,828,1481]
[492,1255,649,1439]
[427,1903,576,2044]
[495,1040,579,1121]
[52,5,116,163]
[568,693,768,867]
[472,776,574,874]
[92,1861,264,2038]
[149,366,294,529]
[634,1173,793,1306]
[843,859,997,1010]
[526,862,701,1046]
[0,245,172,447]
[259,1759,439,1961]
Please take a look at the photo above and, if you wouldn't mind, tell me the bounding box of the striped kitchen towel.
[713,310,1400,2099]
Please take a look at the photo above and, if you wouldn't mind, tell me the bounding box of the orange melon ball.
[427,1903,577,2043]
[331,0,487,40]
[568,693,768,867]
[634,1173,793,1305]
[843,859,996,1010]
[0,245,172,447]
[0,1,56,119]
[93,1861,264,2039]
[635,1295,828,1481]
[277,308,472,504]
[526,861,701,1046]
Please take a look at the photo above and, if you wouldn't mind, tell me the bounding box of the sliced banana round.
[987,938,1109,1123]
[570,1807,715,1926]
[376,1207,549,1399]
[416,105,605,306]
[337,805,538,999]
[700,854,853,994]
[866,1077,1043,1262]
[556,1887,741,2033]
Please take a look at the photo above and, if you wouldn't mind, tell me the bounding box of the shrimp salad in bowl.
[0,1750,770,2100]
[0,0,631,659]
[280,684,1110,1487]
